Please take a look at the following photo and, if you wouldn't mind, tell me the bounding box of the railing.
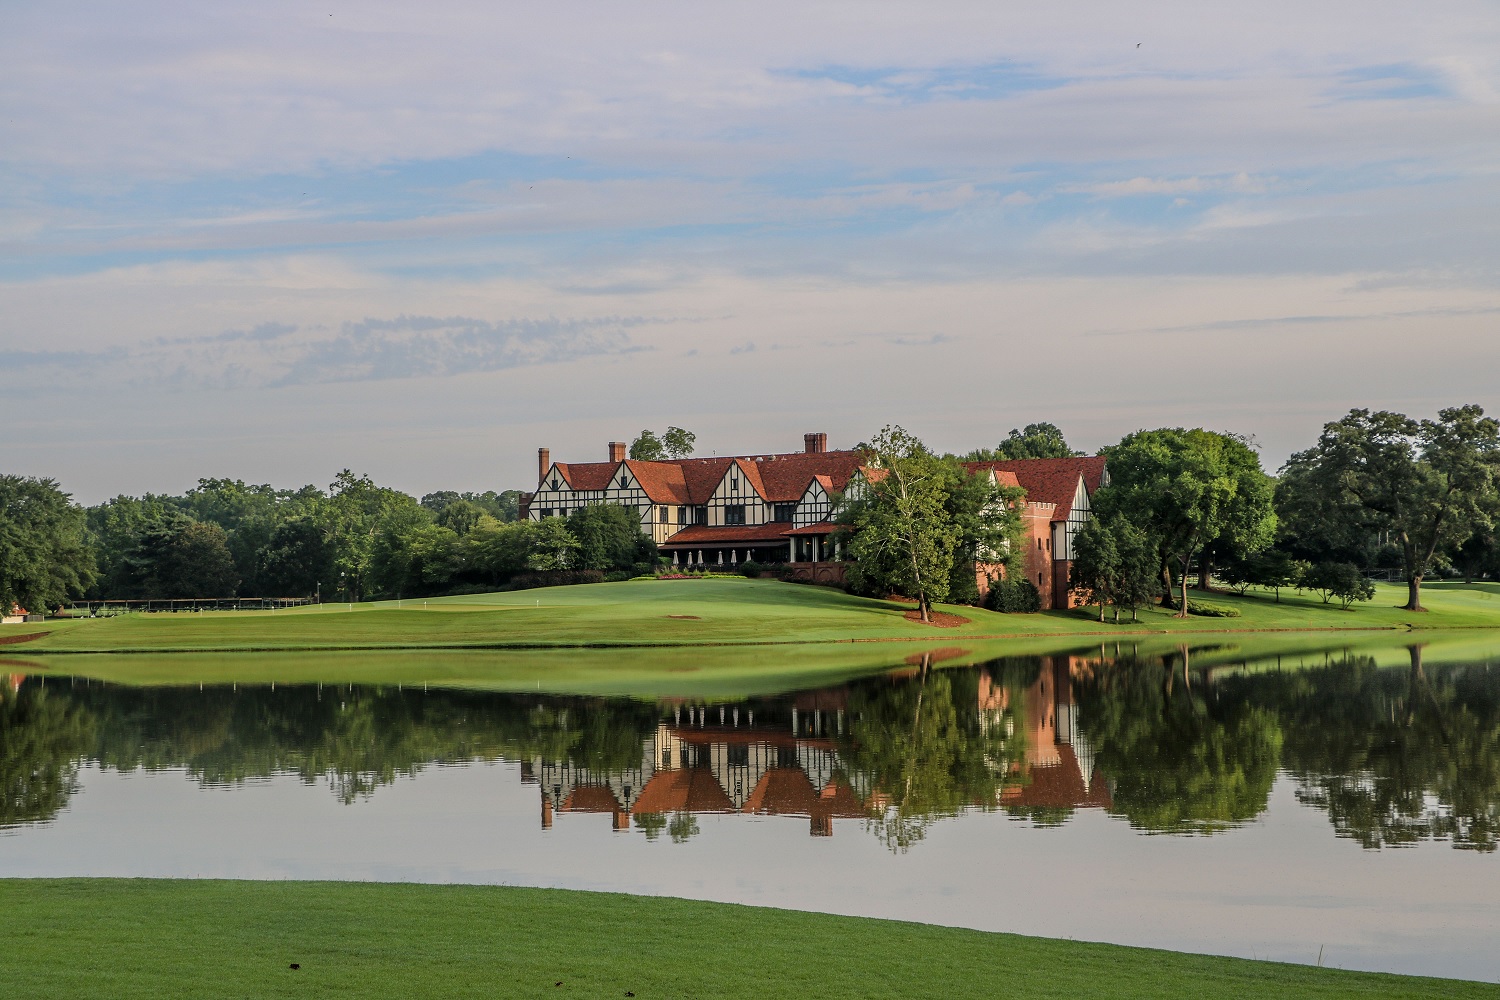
[63,597,318,616]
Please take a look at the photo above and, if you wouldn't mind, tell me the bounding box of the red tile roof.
[543,449,867,505]
[661,524,795,546]
[964,457,1106,522]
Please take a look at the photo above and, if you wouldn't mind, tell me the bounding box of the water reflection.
[1,644,1498,854]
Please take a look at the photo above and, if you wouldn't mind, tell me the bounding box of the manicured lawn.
[2,880,1491,1000]
[9,578,1500,656]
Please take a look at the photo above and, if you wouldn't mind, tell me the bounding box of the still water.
[2,641,1498,981]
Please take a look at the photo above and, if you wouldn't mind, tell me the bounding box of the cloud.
[0,311,647,391]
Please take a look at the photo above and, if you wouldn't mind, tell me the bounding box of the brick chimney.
[609,441,627,462]
[538,447,550,484]
[803,432,828,454]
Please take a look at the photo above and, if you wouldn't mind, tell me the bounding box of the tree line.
[1068,405,1500,620]
[3,407,1497,613]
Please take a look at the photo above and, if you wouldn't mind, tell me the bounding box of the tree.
[159,521,239,598]
[1303,562,1376,610]
[566,504,653,572]
[0,475,95,612]
[1097,428,1276,618]
[838,427,956,622]
[1280,406,1500,611]
[629,426,696,461]
[527,518,580,571]
[434,499,485,536]
[258,516,335,598]
[964,422,1081,462]
[1070,517,1120,622]
[320,471,422,601]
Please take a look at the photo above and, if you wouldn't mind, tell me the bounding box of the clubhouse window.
[725,505,746,526]
[772,503,795,523]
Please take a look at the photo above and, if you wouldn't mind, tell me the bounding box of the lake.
[2,636,1498,982]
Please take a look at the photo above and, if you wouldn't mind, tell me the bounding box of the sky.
[3,1,1498,504]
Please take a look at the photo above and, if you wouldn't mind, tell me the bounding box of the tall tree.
[965,422,1081,462]
[1280,406,1500,611]
[838,426,955,623]
[0,475,96,612]
[1097,428,1276,618]
[629,426,696,461]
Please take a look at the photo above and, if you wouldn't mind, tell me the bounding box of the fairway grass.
[2,880,1492,1000]
[10,578,1500,656]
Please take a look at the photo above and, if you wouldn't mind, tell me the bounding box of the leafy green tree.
[320,471,422,601]
[1097,428,1276,618]
[629,426,697,462]
[1280,406,1500,611]
[421,490,521,524]
[945,462,1025,606]
[527,518,580,571]
[1070,517,1120,621]
[1303,562,1376,609]
[160,521,239,598]
[0,475,95,613]
[965,422,1081,462]
[838,427,956,622]
[464,519,537,585]
[258,516,336,598]
[566,503,653,572]
[434,499,485,536]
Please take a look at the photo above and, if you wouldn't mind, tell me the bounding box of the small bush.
[1185,599,1241,618]
[740,560,763,578]
[987,578,1041,614]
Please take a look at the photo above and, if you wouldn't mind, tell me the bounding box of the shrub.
[1303,562,1376,609]
[504,570,606,591]
[986,577,1041,613]
[1185,599,1241,618]
[740,560,763,578]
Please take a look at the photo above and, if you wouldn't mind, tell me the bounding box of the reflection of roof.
[632,768,737,814]
[562,784,624,813]
[1001,744,1112,810]
[745,768,820,815]
[964,457,1106,522]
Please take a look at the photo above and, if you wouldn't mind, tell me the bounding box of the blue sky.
[3,1,1498,502]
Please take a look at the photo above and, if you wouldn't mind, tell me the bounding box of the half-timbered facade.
[523,433,867,566]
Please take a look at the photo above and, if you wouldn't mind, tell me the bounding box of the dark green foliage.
[1303,562,1377,609]
[1098,428,1276,618]
[840,426,1023,621]
[1184,600,1240,618]
[0,682,95,826]
[420,490,520,523]
[1069,512,1160,621]
[566,503,655,572]
[1279,405,1500,610]
[740,559,763,578]
[963,422,1081,462]
[257,516,335,598]
[0,475,94,613]
[986,577,1041,613]
[629,426,696,461]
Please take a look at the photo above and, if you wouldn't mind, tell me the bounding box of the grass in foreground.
[10,578,1500,655]
[2,880,1492,1000]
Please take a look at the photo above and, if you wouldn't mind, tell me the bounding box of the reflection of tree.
[1236,645,1500,852]
[0,683,96,827]
[74,685,659,805]
[840,660,1020,852]
[667,812,699,843]
[1076,648,1283,834]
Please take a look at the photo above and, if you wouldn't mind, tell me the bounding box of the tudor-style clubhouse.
[522,433,1108,609]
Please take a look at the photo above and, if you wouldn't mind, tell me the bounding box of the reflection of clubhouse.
[523,657,1111,837]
